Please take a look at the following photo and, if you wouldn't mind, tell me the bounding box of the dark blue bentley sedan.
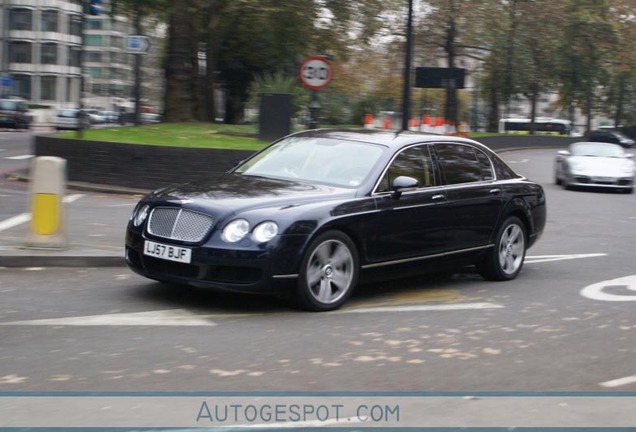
[126,129,546,311]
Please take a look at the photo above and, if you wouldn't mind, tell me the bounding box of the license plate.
[594,177,614,182]
[144,240,191,264]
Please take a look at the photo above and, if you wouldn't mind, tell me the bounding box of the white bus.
[499,117,572,136]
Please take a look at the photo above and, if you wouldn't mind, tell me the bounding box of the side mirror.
[391,175,418,199]
[557,150,570,156]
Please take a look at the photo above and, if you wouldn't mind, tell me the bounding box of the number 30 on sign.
[298,56,333,90]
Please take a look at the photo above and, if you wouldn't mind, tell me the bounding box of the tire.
[295,230,359,312]
[477,216,527,281]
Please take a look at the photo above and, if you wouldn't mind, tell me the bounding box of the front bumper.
[568,174,633,189]
[125,228,306,294]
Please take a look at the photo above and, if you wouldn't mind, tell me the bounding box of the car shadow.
[130,267,489,314]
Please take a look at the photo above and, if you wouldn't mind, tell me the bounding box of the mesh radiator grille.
[147,207,213,242]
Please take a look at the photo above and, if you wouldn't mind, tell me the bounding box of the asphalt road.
[0,145,635,428]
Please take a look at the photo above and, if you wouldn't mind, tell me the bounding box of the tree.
[512,1,566,133]
[557,0,617,133]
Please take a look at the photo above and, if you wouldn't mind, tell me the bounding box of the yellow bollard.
[27,156,67,249]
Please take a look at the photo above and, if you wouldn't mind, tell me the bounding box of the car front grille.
[147,207,213,242]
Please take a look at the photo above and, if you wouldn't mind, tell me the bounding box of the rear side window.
[435,143,483,185]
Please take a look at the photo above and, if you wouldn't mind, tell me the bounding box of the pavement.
[0,174,147,268]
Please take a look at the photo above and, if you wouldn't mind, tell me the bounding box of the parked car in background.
[555,141,635,193]
[83,109,105,125]
[0,98,31,129]
[588,129,635,148]
[53,108,108,130]
[126,129,546,311]
[53,109,81,130]
[98,111,120,124]
[141,113,161,124]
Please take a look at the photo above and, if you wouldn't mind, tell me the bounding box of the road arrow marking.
[581,275,636,302]
[0,309,219,326]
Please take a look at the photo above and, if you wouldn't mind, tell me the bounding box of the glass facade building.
[0,0,142,114]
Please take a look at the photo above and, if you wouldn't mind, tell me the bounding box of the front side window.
[376,145,436,193]
[435,143,483,185]
[10,9,32,30]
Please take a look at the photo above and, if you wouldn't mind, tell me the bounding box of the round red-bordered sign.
[298,56,333,90]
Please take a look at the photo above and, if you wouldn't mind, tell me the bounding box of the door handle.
[432,194,445,200]
[489,188,501,195]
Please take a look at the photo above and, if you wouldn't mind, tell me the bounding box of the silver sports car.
[555,141,635,193]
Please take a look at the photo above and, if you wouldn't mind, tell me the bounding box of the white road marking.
[0,194,84,232]
[0,309,218,327]
[0,213,31,232]
[0,304,502,326]
[580,275,636,302]
[525,253,607,264]
[600,374,636,388]
[338,302,503,314]
[3,154,33,160]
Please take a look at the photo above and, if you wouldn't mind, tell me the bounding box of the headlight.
[222,219,250,243]
[133,204,150,227]
[252,221,278,243]
[622,163,635,175]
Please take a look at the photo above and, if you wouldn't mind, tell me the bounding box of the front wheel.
[295,231,359,312]
[477,216,527,281]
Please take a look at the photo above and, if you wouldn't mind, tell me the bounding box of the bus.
[499,117,572,136]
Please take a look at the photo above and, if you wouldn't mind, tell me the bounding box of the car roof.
[289,128,487,150]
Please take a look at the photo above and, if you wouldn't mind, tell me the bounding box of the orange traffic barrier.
[383,116,391,129]
[363,113,374,128]
[409,117,418,130]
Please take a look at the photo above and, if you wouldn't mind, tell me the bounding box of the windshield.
[234,136,386,187]
[570,142,625,157]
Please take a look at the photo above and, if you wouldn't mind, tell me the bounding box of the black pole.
[401,0,414,131]
[133,0,142,126]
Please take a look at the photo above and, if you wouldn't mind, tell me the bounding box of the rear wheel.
[477,216,527,281]
[295,231,359,312]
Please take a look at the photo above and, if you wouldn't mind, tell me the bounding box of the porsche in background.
[555,141,635,193]
[126,129,546,311]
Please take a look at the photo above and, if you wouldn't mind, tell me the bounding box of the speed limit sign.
[298,56,333,90]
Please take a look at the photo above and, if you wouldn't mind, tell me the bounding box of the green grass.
[53,122,503,149]
[56,123,266,150]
